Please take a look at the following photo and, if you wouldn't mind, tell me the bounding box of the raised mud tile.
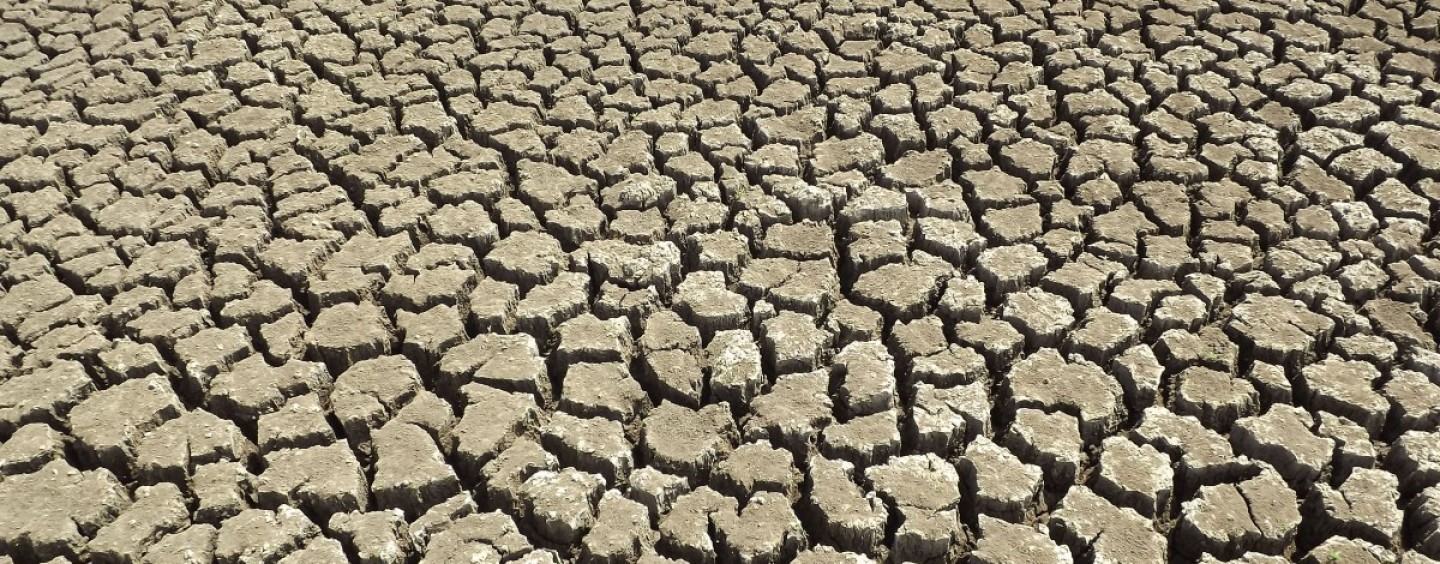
[1176,467,1300,560]
[323,233,415,279]
[192,462,257,525]
[936,276,986,327]
[1004,408,1086,488]
[452,385,542,484]
[0,459,131,562]
[1334,334,1400,369]
[328,355,423,454]
[595,281,662,324]
[844,220,907,275]
[915,217,988,269]
[256,442,369,521]
[1131,407,1246,491]
[388,390,455,453]
[1092,436,1173,520]
[427,202,501,258]
[1107,278,1181,322]
[263,312,313,365]
[542,411,633,486]
[394,305,465,374]
[711,441,799,502]
[466,278,519,334]
[411,511,528,562]
[737,258,840,318]
[126,306,211,349]
[437,333,549,403]
[559,362,651,423]
[1040,255,1124,314]
[864,453,961,514]
[910,342,988,389]
[0,278,75,332]
[792,546,876,564]
[581,490,657,563]
[142,525,219,564]
[711,491,808,563]
[206,356,332,423]
[812,133,885,177]
[307,268,385,311]
[975,244,1049,295]
[329,510,413,564]
[1226,295,1336,368]
[87,481,189,563]
[820,409,903,470]
[979,203,1044,246]
[405,493,478,551]
[219,280,302,329]
[380,267,476,314]
[1304,467,1403,550]
[1004,349,1124,445]
[891,504,965,563]
[1050,486,1168,563]
[1411,485,1440,559]
[642,348,704,408]
[514,271,591,344]
[683,231,750,281]
[97,289,169,336]
[1299,358,1388,437]
[911,380,990,454]
[1065,308,1141,365]
[887,315,946,369]
[1174,367,1261,432]
[657,487,735,563]
[1244,361,1294,408]
[1385,370,1440,433]
[642,402,738,480]
[256,394,336,454]
[744,370,833,455]
[958,436,1044,523]
[0,360,94,435]
[277,537,349,563]
[760,311,833,375]
[834,341,897,418]
[1230,404,1335,490]
[1299,536,1396,564]
[674,271,749,336]
[555,313,634,368]
[628,467,692,523]
[971,516,1073,564]
[0,423,66,476]
[579,239,684,294]
[307,302,395,373]
[213,506,321,564]
[1389,431,1440,495]
[483,230,567,289]
[520,468,606,545]
[756,221,835,264]
[1156,325,1240,375]
[372,421,462,519]
[848,262,946,324]
[953,318,1026,372]
[68,374,184,475]
[1362,299,1438,353]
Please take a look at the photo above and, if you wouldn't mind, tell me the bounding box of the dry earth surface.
[0,0,1439,562]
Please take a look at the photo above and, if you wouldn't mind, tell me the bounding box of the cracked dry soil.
[0,0,1439,562]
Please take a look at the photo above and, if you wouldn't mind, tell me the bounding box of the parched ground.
[0,0,1438,562]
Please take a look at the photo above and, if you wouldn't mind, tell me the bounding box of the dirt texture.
[1,0,1439,562]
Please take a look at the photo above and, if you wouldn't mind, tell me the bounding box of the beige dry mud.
[0,0,1439,562]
